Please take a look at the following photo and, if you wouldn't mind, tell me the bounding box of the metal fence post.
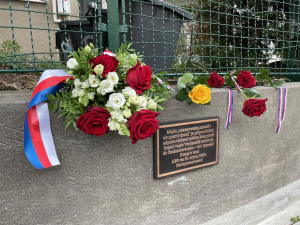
[107,0,120,52]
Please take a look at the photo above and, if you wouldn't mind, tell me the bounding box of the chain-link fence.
[1,0,300,80]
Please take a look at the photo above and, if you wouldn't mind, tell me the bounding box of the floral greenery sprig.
[47,43,171,144]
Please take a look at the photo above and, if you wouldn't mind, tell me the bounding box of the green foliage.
[47,92,81,131]
[0,39,64,70]
[291,216,300,223]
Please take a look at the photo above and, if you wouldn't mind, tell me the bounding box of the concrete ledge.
[1,83,300,224]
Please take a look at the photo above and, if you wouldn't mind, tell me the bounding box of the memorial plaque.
[153,117,219,179]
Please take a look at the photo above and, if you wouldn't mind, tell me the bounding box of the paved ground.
[258,201,300,225]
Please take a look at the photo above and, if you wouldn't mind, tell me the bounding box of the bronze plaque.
[153,117,219,179]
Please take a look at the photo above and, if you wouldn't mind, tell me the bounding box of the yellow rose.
[188,85,211,104]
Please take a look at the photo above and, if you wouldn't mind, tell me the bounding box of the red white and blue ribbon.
[24,70,71,169]
[230,70,243,92]
[225,87,233,130]
[276,85,288,133]
[154,75,174,90]
[103,50,116,57]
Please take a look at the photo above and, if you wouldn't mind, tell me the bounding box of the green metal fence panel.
[1,0,300,80]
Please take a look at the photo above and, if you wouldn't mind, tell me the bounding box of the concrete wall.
[1,83,300,224]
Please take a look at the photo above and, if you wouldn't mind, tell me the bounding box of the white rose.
[147,99,157,109]
[137,96,147,108]
[94,64,104,76]
[67,58,78,69]
[128,95,139,105]
[122,86,136,97]
[123,108,132,118]
[130,54,138,60]
[107,72,119,84]
[88,92,95,100]
[99,79,114,95]
[78,89,85,97]
[71,88,80,98]
[81,80,90,89]
[74,79,82,88]
[108,93,126,109]
[84,45,91,53]
[89,74,99,88]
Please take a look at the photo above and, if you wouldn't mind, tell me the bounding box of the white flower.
[107,72,119,84]
[108,93,126,109]
[81,80,90,89]
[67,58,78,69]
[89,74,99,88]
[130,54,138,60]
[108,119,121,131]
[99,79,114,95]
[128,95,139,105]
[123,108,132,118]
[78,89,85,97]
[94,64,104,76]
[110,110,126,123]
[88,92,95,100]
[71,88,80,98]
[84,45,91,53]
[74,79,82,88]
[137,96,147,108]
[122,86,136,97]
[147,99,157,109]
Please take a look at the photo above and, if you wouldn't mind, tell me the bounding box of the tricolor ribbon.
[153,75,174,91]
[276,85,288,133]
[225,87,233,130]
[24,70,71,169]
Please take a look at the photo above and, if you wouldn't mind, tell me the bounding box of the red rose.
[76,106,111,137]
[126,61,152,95]
[207,71,225,88]
[126,109,160,144]
[90,54,119,77]
[242,98,267,117]
[237,71,256,88]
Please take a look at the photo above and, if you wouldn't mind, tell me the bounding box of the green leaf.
[225,81,235,87]
[158,71,167,75]
[73,121,78,131]
[187,98,193,105]
[58,111,68,119]
[203,101,211,105]
[47,94,52,102]
[56,92,62,100]
[260,68,270,79]
[48,102,53,111]
[58,101,63,111]
[52,102,58,112]
[291,218,298,223]
[177,77,186,90]
[181,73,194,84]
[243,88,261,98]
[50,93,56,101]
[157,104,165,110]
[195,75,210,84]
[156,98,167,103]
[175,89,189,102]
[266,77,274,87]
[232,69,242,77]
[273,80,285,88]
[65,120,72,130]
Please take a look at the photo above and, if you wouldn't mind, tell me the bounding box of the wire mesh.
[0,0,299,80]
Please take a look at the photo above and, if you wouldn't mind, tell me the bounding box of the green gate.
[0,0,300,79]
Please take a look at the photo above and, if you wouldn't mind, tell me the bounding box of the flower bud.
[84,45,91,53]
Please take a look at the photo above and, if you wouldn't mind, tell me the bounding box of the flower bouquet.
[47,43,171,144]
[175,68,286,118]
